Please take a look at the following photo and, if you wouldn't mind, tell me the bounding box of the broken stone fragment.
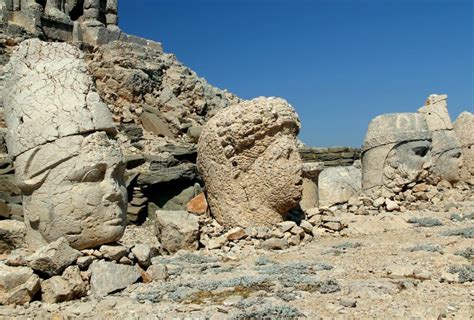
[41,266,86,304]
[26,238,81,277]
[261,238,289,250]
[89,260,141,296]
[0,264,40,305]
[186,192,209,215]
[154,210,200,254]
[99,244,128,261]
[0,220,25,255]
[131,244,158,269]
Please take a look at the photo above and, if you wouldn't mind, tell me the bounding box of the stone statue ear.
[18,170,49,195]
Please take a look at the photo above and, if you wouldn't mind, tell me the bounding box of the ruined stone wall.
[299,146,361,167]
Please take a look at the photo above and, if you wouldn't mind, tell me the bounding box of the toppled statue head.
[197,97,303,228]
[3,39,126,250]
[362,113,432,198]
[17,132,127,250]
[453,111,474,184]
[418,94,463,184]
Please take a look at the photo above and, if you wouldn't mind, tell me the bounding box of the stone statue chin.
[197,97,303,228]
[17,132,127,250]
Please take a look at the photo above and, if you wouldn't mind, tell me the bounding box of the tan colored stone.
[453,111,474,184]
[362,113,432,199]
[197,97,303,228]
[3,40,127,250]
[186,192,208,215]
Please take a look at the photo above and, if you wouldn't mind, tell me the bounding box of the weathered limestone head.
[418,94,463,184]
[453,111,474,184]
[197,97,303,228]
[3,39,126,250]
[362,113,432,199]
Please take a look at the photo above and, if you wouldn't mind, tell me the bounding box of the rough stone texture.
[0,264,40,305]
[26,238,81,276]
[154,210,200,254]
[89,260,141,296]
[0,219,25,254]
[197,97,303,228]
[3,39,127,250]
[186,192,208,215]
[300,162,324,211]
[362,113,432,199]
[299,146,361,167]
[41,266,86,304]
[85,41,240,141]
[418,94,462,184]
[453,111,474,184]
[319,165,361,207]
[3,39,115,157]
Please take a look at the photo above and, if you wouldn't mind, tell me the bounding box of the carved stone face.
[241,134,303,213]
[18,132,127,250]
[362,113,432,198]
[383,140,432,193]
[433,148,462,183]
[197,97,303,227]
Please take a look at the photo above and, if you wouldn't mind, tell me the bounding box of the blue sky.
[119,0,473,147]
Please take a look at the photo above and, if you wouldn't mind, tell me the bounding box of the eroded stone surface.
[197,97,303,227]
[319,166,361,207]
[418,94,462,184]
[3,39,115,158]
[453,111,474,184]
[0,264,40,305]
[3,39,127,250]
[362,113,432,199]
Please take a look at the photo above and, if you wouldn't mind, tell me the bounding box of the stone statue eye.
[232,161,238,167]
[68,164,106,183]
[413,146,429,157]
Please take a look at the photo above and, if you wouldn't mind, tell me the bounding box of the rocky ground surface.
[1,194,472,320]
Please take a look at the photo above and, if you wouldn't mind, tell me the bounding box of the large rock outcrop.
[197,97,303,228]
[2,39,127,250]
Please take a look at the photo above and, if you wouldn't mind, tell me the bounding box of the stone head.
[453,111,474,184]
[16,132,127,250]
[362,113,432,198]
[197,97,303,227]
[418,94,463,184]
[3,39,125,250]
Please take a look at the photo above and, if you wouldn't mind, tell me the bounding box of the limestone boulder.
[0,265,40,305]
[89,260,141,296]
[41,266,86,304]
[154,210,200,254]
[26,238,81,277]
[319,166,361,207]
[197,97,303,228]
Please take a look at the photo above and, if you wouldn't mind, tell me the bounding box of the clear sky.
[119,0,473,147]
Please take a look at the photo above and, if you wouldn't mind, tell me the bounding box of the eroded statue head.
[197,97,303,227]
[16,132,127,250]
[362,113,432,198]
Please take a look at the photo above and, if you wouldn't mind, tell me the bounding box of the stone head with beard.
[362,113,432,199]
